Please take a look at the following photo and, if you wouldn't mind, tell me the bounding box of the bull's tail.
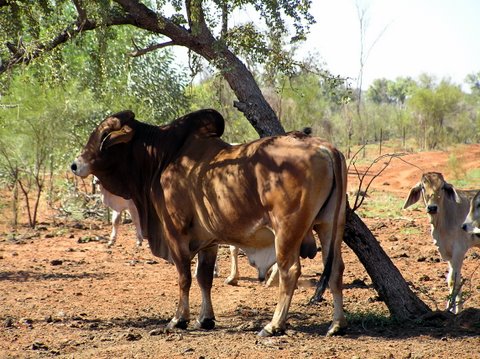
[310,147,346,303]
[311,242,334,302]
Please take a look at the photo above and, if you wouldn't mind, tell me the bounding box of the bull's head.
[71,110,136,200]
[462,191,480,236]
[403,172,460,216]
[71,110,135,178]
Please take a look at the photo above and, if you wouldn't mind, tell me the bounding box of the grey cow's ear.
[100,125,134,151]
[443,182,461,203]
[403,182,423,209]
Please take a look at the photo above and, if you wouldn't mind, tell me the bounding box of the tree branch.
[350,151,408,211]
[72,0,86,21]
[129,40,176,57]
[0,11,135,75]
[185,0,209,38]
[113,0,194,44]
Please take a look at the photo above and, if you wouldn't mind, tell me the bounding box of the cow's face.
[403,172,460,216]
[71,110,135,179]
[462,191,480,236]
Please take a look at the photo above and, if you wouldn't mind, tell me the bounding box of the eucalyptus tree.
[0,0,431,321]
[408,78,463,149]
[1,0,318,136]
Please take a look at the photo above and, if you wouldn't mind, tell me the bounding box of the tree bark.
[343,205,431,319]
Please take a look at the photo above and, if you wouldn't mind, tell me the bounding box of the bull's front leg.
[447,255,464,314]
[167,245,193,331]
[195,245,219,330]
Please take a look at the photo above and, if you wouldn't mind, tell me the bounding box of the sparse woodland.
[1,0,479,325]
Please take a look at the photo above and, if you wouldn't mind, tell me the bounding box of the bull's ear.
[443,182,461,203]
[100,125,134,151]
[403,183,423,209]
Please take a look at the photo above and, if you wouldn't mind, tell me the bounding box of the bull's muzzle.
[462,221,480,236]
[70,157,90,178]
[427,205,438,214]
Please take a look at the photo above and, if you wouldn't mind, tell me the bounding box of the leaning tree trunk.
[343,206,430,319]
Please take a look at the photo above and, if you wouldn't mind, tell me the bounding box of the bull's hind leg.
[259,231,302,337]
[195,245,219,330]
[225,245,240,285]
[107,210,122,247]
[315,224,346,336]
[128,205,143,247]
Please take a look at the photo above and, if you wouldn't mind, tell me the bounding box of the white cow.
[194,245,280,286]
[94,177,144,248]
[404,172,476,313]
[216,245,279,286]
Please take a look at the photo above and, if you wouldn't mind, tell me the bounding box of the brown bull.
[71,109,347,336]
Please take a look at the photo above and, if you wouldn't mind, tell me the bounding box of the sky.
[299,0,480,89]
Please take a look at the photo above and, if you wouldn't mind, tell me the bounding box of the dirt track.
[1,144,480,358]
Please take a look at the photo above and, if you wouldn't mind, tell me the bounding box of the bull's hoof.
[265,276,279,288]
[326,322,347,337]
[166,318,189,331]
[195,318,216,330]
[225,276,238,286]
[257,326,284,337]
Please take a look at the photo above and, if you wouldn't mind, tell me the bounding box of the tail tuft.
[309,249,334,303]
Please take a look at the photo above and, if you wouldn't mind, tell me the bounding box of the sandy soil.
[1,144,480,359]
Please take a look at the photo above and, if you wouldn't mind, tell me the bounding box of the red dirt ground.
[1,144,480,358]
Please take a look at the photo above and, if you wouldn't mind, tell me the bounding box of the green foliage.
[358,75,479,151]
[1,1,479,160]
[466,72,480,96]
[345,309,395,330]
[259,56,352,144]
[0,3,191,225]
[188,76,257,143]
[408,78,464,149]
[355,192,404,220]
[272,73,329,130]
[450,168,480,189]
[367,77,415,105]
[224,0,315,44]
[227,23,268,66]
